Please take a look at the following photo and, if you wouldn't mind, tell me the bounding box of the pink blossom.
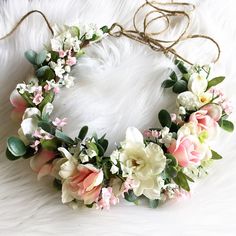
[167,134,206,167]
[122,178,134,196]
[66,56,76,66]
[33,128,53,140]
[52,117,67,128]
[32,87,44,105]
[53,87,60,94]
[58,50,67,58]
[30,140,41,153]
[170,113,177,122]
[64,164,103,205]
[96,187,119,210]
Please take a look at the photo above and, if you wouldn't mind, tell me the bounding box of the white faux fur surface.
[1,0,236,235]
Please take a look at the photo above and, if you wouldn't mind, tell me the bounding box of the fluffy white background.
[0,0,236,235]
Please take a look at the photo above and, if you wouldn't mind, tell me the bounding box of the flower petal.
[126,127,144,144]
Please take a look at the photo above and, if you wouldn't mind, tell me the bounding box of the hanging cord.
[0,2,220,65]
[109,0,220,65]
[0,10,54,40]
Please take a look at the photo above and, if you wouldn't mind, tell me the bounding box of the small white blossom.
[177,91,200,111]
[178,106,186,115]
[63,74,75,88]
[110,165,119,174]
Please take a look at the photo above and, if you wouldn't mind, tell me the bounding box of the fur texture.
[0,0,236,235]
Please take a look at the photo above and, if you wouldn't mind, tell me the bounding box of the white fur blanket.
[0,0,236,235]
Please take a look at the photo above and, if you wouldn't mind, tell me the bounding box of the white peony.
[119,127,166,199]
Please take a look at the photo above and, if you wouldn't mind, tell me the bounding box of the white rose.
[119,127,166,199]
[188,72,208,95]
[177,91,200,111]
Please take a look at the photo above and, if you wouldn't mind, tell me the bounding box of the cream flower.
[119,127,166,200]
[188,72,208,95]
[177,91,200,111]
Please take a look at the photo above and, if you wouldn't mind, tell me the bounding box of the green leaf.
[78,126,88,140]
[124,190,138,202]
[53,178,62,190]
[70,26,80,38]
[173,171,190,192]
[43,68,55,81]
[175,59,188,74]
[207,76,225,90]
[50,51,59,61]
[41,139,58,151]
[170,71,178,82]
[172,80,188,94]
[7,137,26,157]
[24,50,37,65]
[38,121,55,134]
[96,143,105,156]
[100,25,109,33]
[22,146,35,159]
[88,142,99,155]
[161,79,175,88]
[6,148,21,161]
[55,130,74,145]
[35,50,47,65]
[36,65,50,77]
[98,138,108,153]
[38,91,55,111]
[219,119,234,132]
[211,150,223,160]
[149,199,159,208]
[166,166,178,178]
[158,109,172,128]
[165,153,177,167]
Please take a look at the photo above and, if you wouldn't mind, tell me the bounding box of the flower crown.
[4,2,234,210]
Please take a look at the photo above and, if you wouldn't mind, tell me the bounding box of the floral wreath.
[3,1,234,210]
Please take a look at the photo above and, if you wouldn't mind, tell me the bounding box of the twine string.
[109,0,220,65]
[0,10,54,40]
[0,2,220,65]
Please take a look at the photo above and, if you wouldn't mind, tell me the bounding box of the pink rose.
[167,134,208,167]
[189,105,221,139]
[63,164,103,205]
[10,89,27,110]
[30,149,56,180]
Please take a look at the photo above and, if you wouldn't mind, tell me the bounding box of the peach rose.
[30,149,56,180]
[62,164,103,205]
[167,134,210,167]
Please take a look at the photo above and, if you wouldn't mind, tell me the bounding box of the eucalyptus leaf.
[6,148,21,161]
[7,136,26,157]
[55,130,74,145]
[24,50,37,65]
[36,50,47,65]
[166,166,178,178]
[158,109,172,128]
[124,190,138,202]
[149,199,159,208]
[207,76,225,89]
[36,65,50,77]
[38,121,54,134]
